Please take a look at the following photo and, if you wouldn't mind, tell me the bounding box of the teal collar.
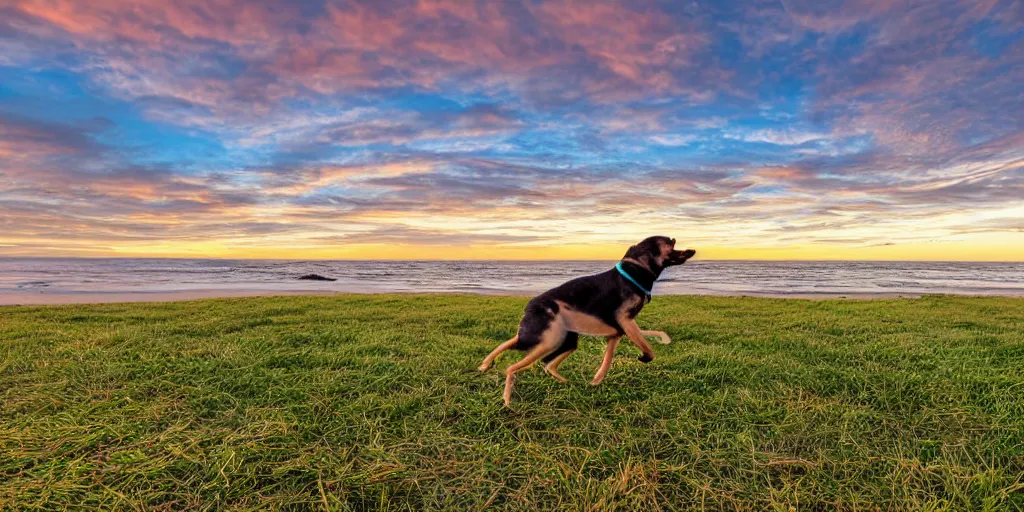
[615,262,652,301]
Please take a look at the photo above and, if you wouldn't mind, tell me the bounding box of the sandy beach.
[0,287,552,306]
[7,288,1007,306]
[0,289,339,306]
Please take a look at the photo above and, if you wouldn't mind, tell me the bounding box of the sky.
[1,0,1022,261]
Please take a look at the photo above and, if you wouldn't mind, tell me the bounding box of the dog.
[478,236,696,406]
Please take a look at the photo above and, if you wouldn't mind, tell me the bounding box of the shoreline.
[3,288,1022,306]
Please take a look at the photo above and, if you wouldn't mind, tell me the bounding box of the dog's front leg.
[620,318,656,363]
[640,330,671,345]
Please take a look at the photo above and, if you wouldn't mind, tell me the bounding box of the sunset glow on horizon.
[1,0,1022,261]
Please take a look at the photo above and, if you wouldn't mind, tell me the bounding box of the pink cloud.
[9,0,722,112]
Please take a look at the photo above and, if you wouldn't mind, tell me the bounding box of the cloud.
[0,0,1021,258]
[3,0,723,121]
[313,225,552,247]
[648,134,700,146]
[0,114,108,161]
[724,128,830,146]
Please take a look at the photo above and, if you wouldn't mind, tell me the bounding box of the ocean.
[1,258,1022,298]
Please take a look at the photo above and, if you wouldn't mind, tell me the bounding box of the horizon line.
[1,256,1021,264]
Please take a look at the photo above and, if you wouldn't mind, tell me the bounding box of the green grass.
[2,294,1023,511]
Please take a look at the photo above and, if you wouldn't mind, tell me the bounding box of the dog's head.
[623,236,696,273]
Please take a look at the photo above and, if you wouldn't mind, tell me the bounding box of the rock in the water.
[298,274,337,281]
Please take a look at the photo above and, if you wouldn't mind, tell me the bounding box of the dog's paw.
[638,354,654,363]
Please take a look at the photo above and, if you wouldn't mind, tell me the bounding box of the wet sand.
[0,288,539,306]
[1,288,989,306]
[1,289,332,306]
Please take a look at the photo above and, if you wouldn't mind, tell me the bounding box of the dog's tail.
[478,335,519,372]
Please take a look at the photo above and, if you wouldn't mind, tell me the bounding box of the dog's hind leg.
[640,330,671,345]
[478,335,518,372]
[503,327,564,407]
[542,332,578,383]
[591,335,621,385]
[543,352,572,383]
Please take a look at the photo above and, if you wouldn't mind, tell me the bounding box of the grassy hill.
[2,294,1023,510]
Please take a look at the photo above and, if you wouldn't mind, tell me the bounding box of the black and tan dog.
[479,236,696,406]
